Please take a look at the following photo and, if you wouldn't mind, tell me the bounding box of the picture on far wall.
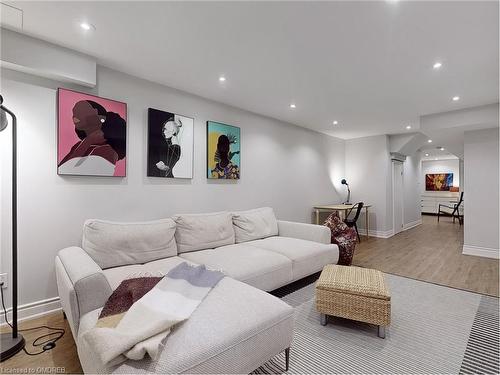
[147,108,194,178]
[425,173,453,191]
[207,121,240,179]
[57,88,127,177]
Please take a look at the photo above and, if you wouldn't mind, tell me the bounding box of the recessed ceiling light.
[428,139,432,143]
[289,103,296,109]
[433,62,442,69]
[80,22,95,31]
[219,76,226,82]
[440,147,445,151]
[425,153,429,157]
[406,125,411,130]
[333,120,338,125]
[452,96,460,101]
[435,158,438,160]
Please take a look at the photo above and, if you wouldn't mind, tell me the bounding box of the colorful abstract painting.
[147,108,194,178]
[207,121,240,179]
[426,173,453,191]
[58,88,127,177]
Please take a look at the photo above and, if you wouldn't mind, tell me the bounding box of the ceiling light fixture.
[333,120,338,125]
[452,96,460,101]
[428,139,432,143]
[425,153,429,157]
[218,76,226,82]
[435,158,438,160]
[80,22,95,31]
[433,62,442,69]
[440,147,445,151]
[406,125,411,130]
[289,104,296,109]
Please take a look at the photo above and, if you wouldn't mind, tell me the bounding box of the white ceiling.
[3,1,499,139]
[420,147,458,161]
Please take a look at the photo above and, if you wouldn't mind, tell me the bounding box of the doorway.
[392,161,404,235]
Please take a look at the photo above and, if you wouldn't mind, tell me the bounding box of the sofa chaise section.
[77,277,294,374]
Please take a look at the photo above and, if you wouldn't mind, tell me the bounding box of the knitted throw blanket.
[82,262,225,367]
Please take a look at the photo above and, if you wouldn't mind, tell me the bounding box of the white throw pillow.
[232,207,279,243]
[173,212,235,253]
[82,218,177,269]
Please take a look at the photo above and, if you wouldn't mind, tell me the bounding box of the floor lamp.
[0,94,25,361]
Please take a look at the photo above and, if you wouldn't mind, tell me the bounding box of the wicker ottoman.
[315,264,391,338]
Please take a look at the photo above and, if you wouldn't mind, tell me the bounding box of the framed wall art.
[425,173,453,191]
[57,88,127,177]
[207,121,240,179]
[147,108,194,178]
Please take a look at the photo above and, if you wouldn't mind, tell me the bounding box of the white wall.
[345,135,392,236]
[421,159,460,194]
[0,66,345,312]
[463,128,499,258]
[345,136,422,236]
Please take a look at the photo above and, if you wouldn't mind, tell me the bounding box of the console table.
[313,204,372,238]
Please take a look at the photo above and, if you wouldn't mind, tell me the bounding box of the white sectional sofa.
[55,207,339,374]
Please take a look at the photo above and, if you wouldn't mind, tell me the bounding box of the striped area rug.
[460,296,499,374]
[254,274,499,374]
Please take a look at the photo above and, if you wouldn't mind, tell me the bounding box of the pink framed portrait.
[57,88,127,177]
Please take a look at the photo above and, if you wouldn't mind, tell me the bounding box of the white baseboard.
[359,220,421,239]
[462,245,500,259]
[403,219,422,231]
[0,296,61,326]
[362,228,394,239]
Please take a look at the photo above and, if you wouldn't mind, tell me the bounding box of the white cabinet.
[421,193,461,214]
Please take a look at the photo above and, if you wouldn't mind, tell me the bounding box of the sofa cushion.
[173,212,235,253]
[232,207,279,243]
[180,244,292,291]
[247,236,339,281]
[82,219,177,269]
[102,256,194,290]
[77,277,294,374]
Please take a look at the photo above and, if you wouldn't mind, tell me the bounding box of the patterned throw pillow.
[323,212,358,266]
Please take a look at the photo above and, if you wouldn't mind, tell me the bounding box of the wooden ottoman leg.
[320,313,327,326]
[377,325,386,339]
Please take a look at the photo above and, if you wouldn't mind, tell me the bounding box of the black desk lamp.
[341,179,351,205]
[0,94,25,361]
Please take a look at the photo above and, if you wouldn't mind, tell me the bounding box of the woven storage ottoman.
[315,264,391,338]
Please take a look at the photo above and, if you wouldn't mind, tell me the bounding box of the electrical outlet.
[0,273,7,289]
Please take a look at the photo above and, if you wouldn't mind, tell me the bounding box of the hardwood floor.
[353,214,499,297]
[0,312,83,373]
[1,214,497,373]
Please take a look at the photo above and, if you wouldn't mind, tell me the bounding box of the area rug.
[255,274,499,374]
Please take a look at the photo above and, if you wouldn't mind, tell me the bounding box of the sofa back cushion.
[82,218,177,269]
[173,212,235,253]
[232,207,279,243]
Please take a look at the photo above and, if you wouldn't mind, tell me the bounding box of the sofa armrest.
[277,220,331,244]
[55,246,112,337]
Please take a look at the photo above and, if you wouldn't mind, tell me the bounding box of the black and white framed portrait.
[147,108,194,178]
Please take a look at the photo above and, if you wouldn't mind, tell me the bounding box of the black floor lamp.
[0,94,25,361]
